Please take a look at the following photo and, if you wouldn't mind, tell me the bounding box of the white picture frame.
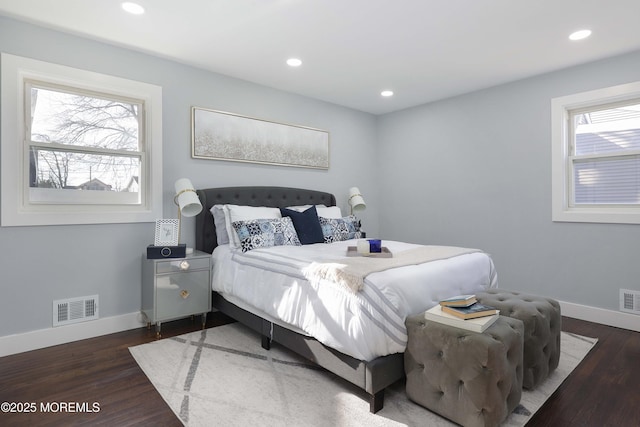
[154,219,179,246]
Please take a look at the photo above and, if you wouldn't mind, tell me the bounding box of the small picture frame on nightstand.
[154,219,179,246]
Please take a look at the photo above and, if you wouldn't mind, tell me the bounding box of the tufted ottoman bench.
[476,289,561,390]
[405,314,524,427]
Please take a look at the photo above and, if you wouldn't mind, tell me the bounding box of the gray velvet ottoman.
[405,314,524,427]
[476,289,561,390]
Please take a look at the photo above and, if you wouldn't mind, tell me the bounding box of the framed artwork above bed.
[191,107,330,169]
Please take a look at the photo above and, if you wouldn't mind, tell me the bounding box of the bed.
[195,186,497,413]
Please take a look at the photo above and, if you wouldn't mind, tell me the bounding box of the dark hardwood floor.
[527,317,640,427]
[0,314,638,426]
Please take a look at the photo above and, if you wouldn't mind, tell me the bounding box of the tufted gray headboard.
[195,186,337,254]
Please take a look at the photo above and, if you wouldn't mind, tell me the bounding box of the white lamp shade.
[348,187,366,212]
[174,178,203,217]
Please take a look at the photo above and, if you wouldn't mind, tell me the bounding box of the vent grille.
[620,289,640,315]
[53,295,99,327]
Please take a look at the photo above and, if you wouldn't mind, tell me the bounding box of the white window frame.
[1,53,162,226]
[551,81,640,224]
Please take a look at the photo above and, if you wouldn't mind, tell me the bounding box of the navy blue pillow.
[279,206,324,245]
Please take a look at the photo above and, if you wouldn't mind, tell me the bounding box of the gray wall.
[0,17,379,338]
[377,50,640,311]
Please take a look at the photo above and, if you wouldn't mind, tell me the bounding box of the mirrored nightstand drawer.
[155,256,210,274]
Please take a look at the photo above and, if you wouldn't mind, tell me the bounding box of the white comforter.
[211,240,497,361]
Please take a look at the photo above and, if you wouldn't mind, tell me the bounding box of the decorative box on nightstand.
[141,250,212,337]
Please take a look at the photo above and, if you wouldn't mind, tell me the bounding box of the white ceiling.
[1,0,640,115]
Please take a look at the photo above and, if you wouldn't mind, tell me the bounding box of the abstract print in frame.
[191,107,329,169]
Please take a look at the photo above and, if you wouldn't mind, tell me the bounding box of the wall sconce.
[348,187,366,215]
[174,178,203,247]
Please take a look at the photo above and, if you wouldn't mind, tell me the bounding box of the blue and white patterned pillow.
[318,215,362,243]
[232,217,301,252]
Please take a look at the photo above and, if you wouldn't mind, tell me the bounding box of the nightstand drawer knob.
[179,260,190,270]
[180,290,190,299]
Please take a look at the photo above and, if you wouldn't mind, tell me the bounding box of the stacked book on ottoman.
[423,294,500,332]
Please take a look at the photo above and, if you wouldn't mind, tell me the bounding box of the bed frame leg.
[261,334,271,350]
[370,390,384,413]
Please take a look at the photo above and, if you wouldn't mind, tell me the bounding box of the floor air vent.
[53,295,99,327]
[619,289,640,315]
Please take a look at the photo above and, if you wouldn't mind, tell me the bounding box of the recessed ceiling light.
[381,90,394,97]
[122,2,145,15]
[569,29,592,41]
[286,58,302,67]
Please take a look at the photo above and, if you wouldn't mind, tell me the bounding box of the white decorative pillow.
[315,206,342,219]
[223,205,282,248]
[285,204,326,212]
[232,217,301,252]
[210,205,229,245]
[319,215,362,243]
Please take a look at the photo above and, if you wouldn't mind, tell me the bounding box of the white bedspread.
[211,240,498,361]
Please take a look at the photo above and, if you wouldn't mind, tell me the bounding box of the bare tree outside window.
[28,84,142,192]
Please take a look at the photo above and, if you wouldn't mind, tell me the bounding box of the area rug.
[129,323,597,426]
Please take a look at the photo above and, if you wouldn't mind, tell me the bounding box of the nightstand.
[141,250,212,337]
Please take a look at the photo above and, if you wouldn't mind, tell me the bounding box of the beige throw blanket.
[302,245,481,293]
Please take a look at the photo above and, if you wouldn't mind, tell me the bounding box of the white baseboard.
[560,300,640,332]
[0,312,147,357]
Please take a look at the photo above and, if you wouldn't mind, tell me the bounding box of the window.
[28,82,143,204]
[552,81,640,224]
[1,53,162,226]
